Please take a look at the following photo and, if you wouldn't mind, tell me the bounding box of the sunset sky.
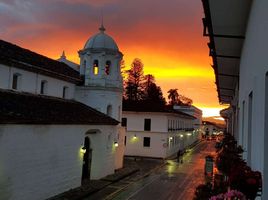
[0,0,228,116]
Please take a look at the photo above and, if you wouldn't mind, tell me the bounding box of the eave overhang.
[202,0,252,104]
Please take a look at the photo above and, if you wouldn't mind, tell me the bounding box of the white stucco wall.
[237,0,268,198]
[124,131,198,158]
[0,64,75,99]
[0,124,120,200]
[80,52,122,88]
[114,126,125,169]
[123,112,168,132]
[125,131,169,158]
[122,112,194,133]
[122,111,198,158]
[75,87,122,121]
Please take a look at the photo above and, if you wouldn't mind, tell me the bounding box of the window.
[264,73,268,172]
[40,80,47,94]
[107,105,112,117]
[121,118,127,127]
[105,61,111,75]
[247,92,253,163]
[143,137,150,147]
[12,73,21,90]
[93,60,99,75]
[144,118,151,131]
[63,86,69,99]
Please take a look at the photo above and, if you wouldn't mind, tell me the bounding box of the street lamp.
[80,146,86,154]
[114,141,119,147]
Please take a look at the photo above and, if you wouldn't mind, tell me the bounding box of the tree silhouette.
[124,58,145,101]
[167,89,193,106]
[168,89,179,105]
[123,59,166,107]
[143,74,166,105]
[178,94,193,106]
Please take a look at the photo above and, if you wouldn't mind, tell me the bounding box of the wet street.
[85,140,216,200]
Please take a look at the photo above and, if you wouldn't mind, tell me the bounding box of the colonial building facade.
[122,107,198,158]
[202,0,268,198]
[0,25,125,200]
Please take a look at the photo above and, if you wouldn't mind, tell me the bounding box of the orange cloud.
[0,0,227,117]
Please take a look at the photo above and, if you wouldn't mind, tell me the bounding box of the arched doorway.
[81,136,92,184]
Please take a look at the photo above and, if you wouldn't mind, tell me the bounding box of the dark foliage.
[124,58,145,101]
[167,88,193,106]
[215,133,262,200]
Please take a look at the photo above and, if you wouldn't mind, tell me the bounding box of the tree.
[144,74,155,89]
[167,89,179,105]
[143,74,166,105]
[167,89,193,106]
[178,94,193,106]
[123,58,167,106]
[120,59,127,80]
[147,83,166,105]
[121,59,128,100]
[124,58,145,101]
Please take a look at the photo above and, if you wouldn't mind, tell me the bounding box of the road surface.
[85,140,215,200]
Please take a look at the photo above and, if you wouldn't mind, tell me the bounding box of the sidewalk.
[48,158,164,200]
[48,166,139,200]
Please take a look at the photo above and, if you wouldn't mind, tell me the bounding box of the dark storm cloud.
[0,0,201,37]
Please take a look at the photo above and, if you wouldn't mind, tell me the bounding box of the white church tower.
[75,24,123,121]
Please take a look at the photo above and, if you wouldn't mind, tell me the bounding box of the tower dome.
[83,25,119,50]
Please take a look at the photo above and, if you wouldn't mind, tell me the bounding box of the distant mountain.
[202,116,226,127]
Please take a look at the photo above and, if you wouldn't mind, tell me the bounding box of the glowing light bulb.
[80,147,86,154]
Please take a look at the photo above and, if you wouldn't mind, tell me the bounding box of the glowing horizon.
[0,0,228,117]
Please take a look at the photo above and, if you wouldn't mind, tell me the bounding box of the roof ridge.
[0,39,82,84]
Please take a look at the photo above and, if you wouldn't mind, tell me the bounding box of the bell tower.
[75,24,123,121]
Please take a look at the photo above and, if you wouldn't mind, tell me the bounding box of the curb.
[77,168,140,200]
[48,168,140,200]
[101,168,140,183]
[104,161,167,200]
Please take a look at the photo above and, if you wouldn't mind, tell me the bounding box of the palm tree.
[167,89,179,105]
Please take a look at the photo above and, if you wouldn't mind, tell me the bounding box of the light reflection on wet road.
[110,141,215,200]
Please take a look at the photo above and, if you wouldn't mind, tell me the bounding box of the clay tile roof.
[0,89,119,125]
[0,40,82,84]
